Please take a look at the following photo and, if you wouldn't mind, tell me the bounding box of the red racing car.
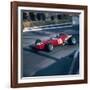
[34,33,76,51]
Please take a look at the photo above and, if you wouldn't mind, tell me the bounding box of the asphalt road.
[22,25,79,77]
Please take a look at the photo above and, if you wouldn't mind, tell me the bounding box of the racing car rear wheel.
[46,44,53,51]
[35,39,42,45]
[68,37,76,45]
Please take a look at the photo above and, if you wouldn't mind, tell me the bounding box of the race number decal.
[57,38,63,44]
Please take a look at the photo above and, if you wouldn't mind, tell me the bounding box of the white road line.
[23,25,72,32]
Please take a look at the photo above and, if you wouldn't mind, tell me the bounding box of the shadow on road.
[23,44,77,62]
[23,46,61,62]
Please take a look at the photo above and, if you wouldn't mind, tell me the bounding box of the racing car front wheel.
[68,37,76,45]
[46,44,54,51]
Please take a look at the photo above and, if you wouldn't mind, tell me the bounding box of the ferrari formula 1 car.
[34,33,76,51]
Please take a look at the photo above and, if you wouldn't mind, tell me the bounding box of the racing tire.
[35,39,41,45]
[68,37,76,45]
[46,44,54,52]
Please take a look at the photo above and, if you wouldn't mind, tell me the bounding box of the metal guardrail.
[32,22,72,28]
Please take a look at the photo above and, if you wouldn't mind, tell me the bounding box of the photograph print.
[22,10,79,77]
